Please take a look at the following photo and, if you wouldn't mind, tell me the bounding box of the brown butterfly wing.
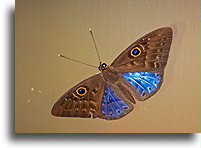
[110,27,173,101]
[111,27,173,73]
[51,72,135,120]
[51,74,106,119]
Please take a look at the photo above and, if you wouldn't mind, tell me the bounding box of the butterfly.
[51,27,173,120]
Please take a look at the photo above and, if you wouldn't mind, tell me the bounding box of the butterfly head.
[98,63,108,71]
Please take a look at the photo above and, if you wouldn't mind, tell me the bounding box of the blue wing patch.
[101,85,129,118]
[122,72,161,97]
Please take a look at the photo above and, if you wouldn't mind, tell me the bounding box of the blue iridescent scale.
[122,72,161,96]
[101,85,129,118]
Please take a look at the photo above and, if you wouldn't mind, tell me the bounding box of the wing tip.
[158,26,173,33]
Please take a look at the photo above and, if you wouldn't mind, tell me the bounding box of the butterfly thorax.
[100,66,121,85]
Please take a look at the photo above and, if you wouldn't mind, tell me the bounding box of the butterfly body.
[52,27,173,120]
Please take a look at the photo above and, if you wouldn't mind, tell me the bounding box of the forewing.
[111,27,173,73]
[51,74,105,119]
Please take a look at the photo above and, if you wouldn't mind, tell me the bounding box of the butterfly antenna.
[58,54,97,68]
[89,28,101,64]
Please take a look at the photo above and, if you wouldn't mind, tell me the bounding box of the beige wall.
[16,0,200,133]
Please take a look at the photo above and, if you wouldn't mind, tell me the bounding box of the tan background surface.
[16,0,200,133]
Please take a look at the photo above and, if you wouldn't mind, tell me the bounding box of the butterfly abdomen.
[101,66,120,84]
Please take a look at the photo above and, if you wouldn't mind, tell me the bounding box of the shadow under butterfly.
[51,27,173,120]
